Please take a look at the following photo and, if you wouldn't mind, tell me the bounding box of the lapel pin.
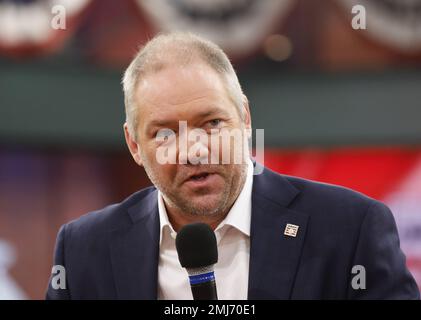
[284,223,299,237]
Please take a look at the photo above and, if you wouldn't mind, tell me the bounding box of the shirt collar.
[158,190,177,244]
[214,158,253,237]
[158,159,254,245]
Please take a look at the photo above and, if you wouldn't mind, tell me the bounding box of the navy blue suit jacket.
[46,165,420,299]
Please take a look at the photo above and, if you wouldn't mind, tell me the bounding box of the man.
[46,32,419,300]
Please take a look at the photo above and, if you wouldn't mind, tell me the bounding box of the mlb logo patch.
[284,224,299,237]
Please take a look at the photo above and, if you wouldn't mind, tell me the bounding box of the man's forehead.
[135,63,225,103]
[135,65,232,115]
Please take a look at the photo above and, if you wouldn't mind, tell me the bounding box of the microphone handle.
[191,280,218,300]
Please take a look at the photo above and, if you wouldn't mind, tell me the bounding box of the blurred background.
[0,0,421,299]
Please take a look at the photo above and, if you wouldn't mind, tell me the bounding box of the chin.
[185,194,227,216]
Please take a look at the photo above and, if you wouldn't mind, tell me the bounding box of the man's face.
[125,62,251,218]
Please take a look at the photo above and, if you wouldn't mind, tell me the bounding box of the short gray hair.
[122,32,246,139]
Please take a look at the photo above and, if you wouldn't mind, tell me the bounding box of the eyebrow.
[194,108,231,120]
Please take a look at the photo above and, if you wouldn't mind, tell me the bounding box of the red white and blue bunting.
[1,0,420,59]
[337,0,421,52]
[135,0,296,57]
[0,0,92,56]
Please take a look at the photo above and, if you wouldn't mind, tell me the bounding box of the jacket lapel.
[109,189,160,299]
[248,168,309,299]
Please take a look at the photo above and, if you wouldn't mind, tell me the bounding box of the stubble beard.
[142,154,248,218]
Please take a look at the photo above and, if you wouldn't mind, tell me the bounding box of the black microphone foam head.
[176,222,218,269]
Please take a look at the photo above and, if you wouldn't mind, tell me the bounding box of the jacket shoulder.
[261,167,380,223]
[63,186,156,238]
[285,174,375,207]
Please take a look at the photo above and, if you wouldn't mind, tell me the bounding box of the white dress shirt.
[157,159,253,300]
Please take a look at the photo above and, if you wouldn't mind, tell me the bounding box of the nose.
[178,127,210,165]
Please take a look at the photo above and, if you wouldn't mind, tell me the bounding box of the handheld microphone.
[175,222,218,300]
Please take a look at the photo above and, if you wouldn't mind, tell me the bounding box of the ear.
[123,123,143,166]
[242,95,252,133]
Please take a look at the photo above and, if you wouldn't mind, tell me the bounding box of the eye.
[155,128,175,143]
[208,119,222,127]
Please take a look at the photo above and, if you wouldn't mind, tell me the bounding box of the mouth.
[183,171,219,188]
[188,172,211,181]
